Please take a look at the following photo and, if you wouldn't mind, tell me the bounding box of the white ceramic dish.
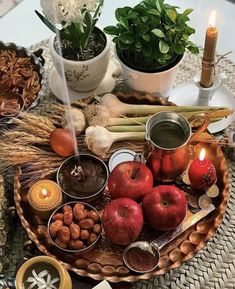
[169,81,235,133]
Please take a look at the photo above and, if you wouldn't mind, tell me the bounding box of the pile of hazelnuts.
[49,202,102,251]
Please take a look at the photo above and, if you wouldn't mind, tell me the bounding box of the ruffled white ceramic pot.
[49,27,111,92]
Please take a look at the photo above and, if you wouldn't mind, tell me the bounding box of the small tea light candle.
[28,180,63,219]
[188,148,216,191]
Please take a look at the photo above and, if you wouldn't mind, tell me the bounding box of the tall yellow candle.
[200,10,218,88]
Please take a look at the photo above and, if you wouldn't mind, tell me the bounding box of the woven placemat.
[4,40,235,289]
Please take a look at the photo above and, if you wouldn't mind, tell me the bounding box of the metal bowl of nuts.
[0,41,46,116]
[48,201,102,253]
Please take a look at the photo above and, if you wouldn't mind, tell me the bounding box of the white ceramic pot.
[116,51,183,99]
[49,28,111,92]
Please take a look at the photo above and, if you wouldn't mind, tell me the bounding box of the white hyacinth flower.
[40,0,98,27]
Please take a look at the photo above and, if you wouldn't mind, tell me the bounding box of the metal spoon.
[123,204,215,274]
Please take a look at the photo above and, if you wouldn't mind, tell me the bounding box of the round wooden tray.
[13,94,229,283]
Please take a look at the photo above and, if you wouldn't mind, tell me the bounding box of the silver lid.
[108,149,140,172]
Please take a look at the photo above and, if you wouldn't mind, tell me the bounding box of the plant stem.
[110,116,148,126]
[111,131,145,142]
[107,116,223,132]
[107,125,145,132]
[122,103,232,116]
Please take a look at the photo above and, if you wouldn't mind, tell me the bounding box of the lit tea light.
[28,180,63,219]
[188,148,217,191]
[40,188,50,199]
[200,10,218,88]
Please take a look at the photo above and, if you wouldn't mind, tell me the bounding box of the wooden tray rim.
[13,142,230,283]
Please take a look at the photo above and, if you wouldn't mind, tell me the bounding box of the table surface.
[0,0,235,61]
[1,1,235,288]
[0,38,234,289]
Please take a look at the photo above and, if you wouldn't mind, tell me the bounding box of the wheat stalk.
[0,143,64,168]
[2,131,49,145]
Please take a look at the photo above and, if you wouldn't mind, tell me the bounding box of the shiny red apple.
[142,185,187,231]
[108,161,153,201]
[102,198,144,245]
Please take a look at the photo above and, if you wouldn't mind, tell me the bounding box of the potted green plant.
[104,0,199,98]
[36,0,111,92]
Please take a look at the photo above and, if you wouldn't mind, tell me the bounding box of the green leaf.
[119,16,129,29]
[187,44,199,54]
[183,8,193,17]
[119,32,135,44]
[151,28,165,38]
[136,24,149,36]
[118,38,130,50]
[92,0,104,29]
[127,11,139,19]
[174,43,185,54]
[104,26,119,36]
[135,41,142,49]
[155,0,163,13]
[159,40,169,53]
[166,9,177,23]
[35,10,59,34]
[115,7,131,21]
[81,12,93,50]
[148,9,160,16]
[141,16,149,23]
[142,34,150,41]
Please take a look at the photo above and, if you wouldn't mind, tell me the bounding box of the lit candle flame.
[208,10,217,28]
[199,148,206,161]
[41,188,48,198]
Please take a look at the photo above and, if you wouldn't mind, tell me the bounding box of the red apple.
[108,161,153,201]
[142,185,187,231]
[102,198,143,245]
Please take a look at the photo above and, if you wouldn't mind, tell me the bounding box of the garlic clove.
[84,104,110,127]
[85,126,113,158]
[63,107,86,136]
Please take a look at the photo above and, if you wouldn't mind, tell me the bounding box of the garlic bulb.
[85,125,145,158]
[63,107,86,135]
[85,126,113,158]
[84,103,110,126]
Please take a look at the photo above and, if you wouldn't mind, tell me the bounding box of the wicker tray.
[13,93,229,283]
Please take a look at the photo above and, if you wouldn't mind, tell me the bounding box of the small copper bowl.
[56,154,109,202]
[48,201,102,253]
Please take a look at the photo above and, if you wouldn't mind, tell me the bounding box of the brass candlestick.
[200,11,218,88]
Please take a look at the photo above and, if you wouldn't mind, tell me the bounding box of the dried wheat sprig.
[18,112,55,132]
[2,131,49,145]
[20,168,58,188]
[43,104,65,124]
[0,143,64,168]
[9,113,56,140]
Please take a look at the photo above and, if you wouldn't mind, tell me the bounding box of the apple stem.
[131,168,140,180]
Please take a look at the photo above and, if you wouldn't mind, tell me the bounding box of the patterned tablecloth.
[2,40,235,289]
